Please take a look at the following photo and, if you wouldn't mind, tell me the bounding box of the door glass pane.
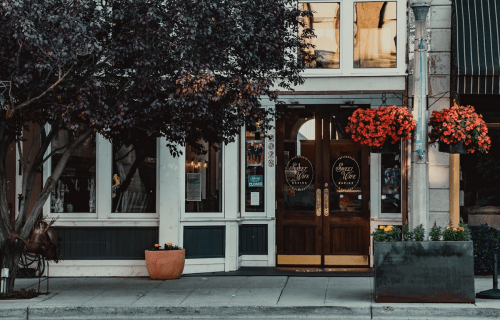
[354,2,397,68]
[381,146,401,213]
[185,142,222,212]
[50,131,96,213]
[299,3,340,68]
[283,108,316,211]
[112,139,157,213]
[329,140,363,213]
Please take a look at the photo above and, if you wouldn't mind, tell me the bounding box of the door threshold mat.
[183,267,374,277]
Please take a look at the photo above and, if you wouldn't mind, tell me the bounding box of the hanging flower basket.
[429,104,491,154]
[345,105,415,154]
[371,139,400,154]
[438,140,468,154]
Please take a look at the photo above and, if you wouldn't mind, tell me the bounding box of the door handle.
[324,188,329,216]
[316,189,321,216]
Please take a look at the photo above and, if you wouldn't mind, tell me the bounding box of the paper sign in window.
[186,173,202,201]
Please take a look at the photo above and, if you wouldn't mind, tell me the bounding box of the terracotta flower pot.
[145,249,185,280]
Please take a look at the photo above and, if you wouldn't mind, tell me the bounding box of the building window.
[245,125,265,212]
[381,145,401,213]
[185,142,223,212]
[300,2,341,69]
[112,139,157,213]
[50,131,96,213]
[354,1,397,68]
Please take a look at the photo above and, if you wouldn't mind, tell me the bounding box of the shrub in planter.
[373,224,475,303]
[469,224,500,275]
[428,104,491,154]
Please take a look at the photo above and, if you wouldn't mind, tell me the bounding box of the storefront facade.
[8,0,475,276]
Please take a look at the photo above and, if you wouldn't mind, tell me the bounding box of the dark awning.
[452,0,500,94]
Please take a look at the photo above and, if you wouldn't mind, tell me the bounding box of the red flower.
[428,103,491,153]
[345,106,415,146]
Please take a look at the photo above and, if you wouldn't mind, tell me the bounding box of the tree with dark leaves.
[0,0,313,292]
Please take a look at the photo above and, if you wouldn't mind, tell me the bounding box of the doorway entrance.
[276,105,370,267]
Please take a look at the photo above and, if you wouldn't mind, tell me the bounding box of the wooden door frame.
[276,105,371,267]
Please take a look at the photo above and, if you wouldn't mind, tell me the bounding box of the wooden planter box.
[373,241,475,303]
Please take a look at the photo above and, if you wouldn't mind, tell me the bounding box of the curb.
[27,306,371,319]
[10,305,500,320]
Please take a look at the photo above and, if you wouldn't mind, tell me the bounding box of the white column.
[224,141,239,271]
[158,139,181,246]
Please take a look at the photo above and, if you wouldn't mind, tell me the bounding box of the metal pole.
[0,268,9,294]
[410,2,431,238]
[494,253,498,290]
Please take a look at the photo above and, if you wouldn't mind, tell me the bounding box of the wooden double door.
[276,105,370,267]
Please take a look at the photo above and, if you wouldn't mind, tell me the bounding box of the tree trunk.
[0,241,22,293]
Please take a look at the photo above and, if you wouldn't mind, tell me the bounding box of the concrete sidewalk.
[1,276,499,319]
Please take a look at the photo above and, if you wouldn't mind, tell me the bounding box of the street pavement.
[0,276,499,319]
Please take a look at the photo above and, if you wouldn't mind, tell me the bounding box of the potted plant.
[372,223,475,303]
[428,104,491,154]
[145,243,185,280]
[345,105,415,153]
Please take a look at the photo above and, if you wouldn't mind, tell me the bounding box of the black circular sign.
[285,155,314,191]
[332,156,360,190]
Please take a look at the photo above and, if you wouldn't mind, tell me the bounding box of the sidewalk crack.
[276,276,289,305]
[323,277,330,304]
[178,287,196,306]
[131,279,164,305]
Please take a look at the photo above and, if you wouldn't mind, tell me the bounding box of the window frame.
[299,0,407,77]
[182,143,226,219]
[43,133,160,221]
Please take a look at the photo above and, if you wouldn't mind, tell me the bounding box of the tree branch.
[42,143,69,163]
[16,123,59,228]
[8,66,74,116]
[19,129,93,238]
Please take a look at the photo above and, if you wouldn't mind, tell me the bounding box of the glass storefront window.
[50,131,96,213]
[354,2,397,68]
[300,3,340,69]
[185,142,222,212]
[381,146,401,213]
[245,125,265,212]
[112,140,157,213]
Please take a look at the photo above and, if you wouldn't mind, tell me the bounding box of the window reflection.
[245,126,265,212]
[185,142,222,212]
[51,131,96,213]
[300,3,340,69]
[354,2,397,68]
[381,146,401,213]
[112,140,157,213]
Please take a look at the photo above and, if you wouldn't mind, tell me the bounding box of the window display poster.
[247,140,264,166]
[248,175,264,188]
[186,173,202,201]
[251,192,260,206]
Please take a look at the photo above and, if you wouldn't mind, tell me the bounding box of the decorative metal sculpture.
[9,217,59,293]
[10,218,59,262]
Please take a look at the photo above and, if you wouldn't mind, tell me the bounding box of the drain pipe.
[0,268,9,294]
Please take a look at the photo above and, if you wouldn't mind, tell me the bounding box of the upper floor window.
[354,2,397,68]
[300,3,341,69]
[299,0,403,73]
